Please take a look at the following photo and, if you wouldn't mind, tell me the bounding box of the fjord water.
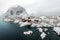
[0,18,60,40]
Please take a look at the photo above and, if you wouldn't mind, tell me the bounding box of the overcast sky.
[0,0,60,16]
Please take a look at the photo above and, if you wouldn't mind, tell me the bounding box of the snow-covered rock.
[20,22,31,27]
[36,24,42,27]
[44,28,48,31]
[23,30,33,35]
[57,23,60,26]
[57,16,60,20]
[13,20,20,23]
[40,32,46,39]
[31,23,37,27]
[40,16,46,19]
[4,18,13,22]
[37,28,43,32]
[40,22,51,27]
[53,27,60,35]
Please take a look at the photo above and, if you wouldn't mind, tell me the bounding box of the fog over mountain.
[0,0,60,16]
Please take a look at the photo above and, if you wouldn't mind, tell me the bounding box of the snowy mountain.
[4,5,29,19]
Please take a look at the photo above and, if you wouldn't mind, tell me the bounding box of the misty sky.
[0,0,60,16]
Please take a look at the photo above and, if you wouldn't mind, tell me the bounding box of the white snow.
[40,22,51,27]
[57,23,60,26]
[53,27,60,35]
[19,21,23,25]
[4,15,60,28]
[20,22,31,27]
[4,18,13,22]
[40,16,46,19]
[36,24,42,27]
[13,20,20,23]
[57,16,60,20]
[37,28,43,32]
[44,28,48,31]
[23,30,33,35]
[31,23,37,27]
[40,32,46,39]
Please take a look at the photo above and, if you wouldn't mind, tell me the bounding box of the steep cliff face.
[4,5,28,18]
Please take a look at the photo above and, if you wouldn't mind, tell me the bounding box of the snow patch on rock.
[40,32,46,39]
[23,30,33,35]
[37,28,43,32]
